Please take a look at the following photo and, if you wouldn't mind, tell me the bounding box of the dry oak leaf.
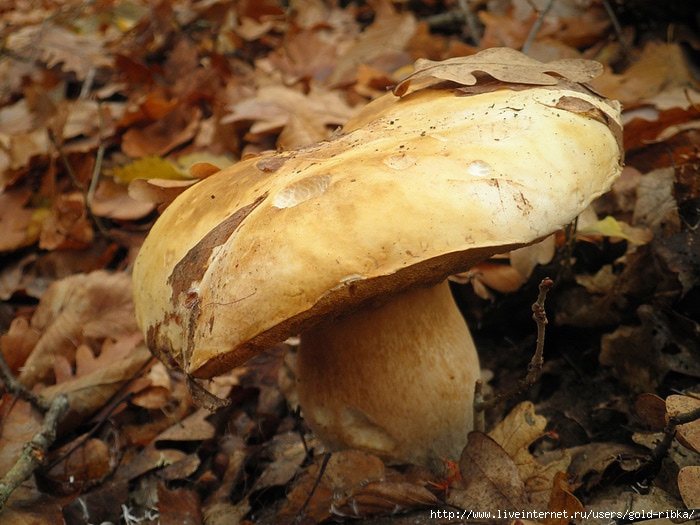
[18,270,138,387]
[5,24,113,80]
[678,466,700,508]
[0,188,38,252]
[281,449,438,521]
[393,47,603,97]
[667,394,700,455]
[451,431,528,511]
[488,401,571,508]
[544,471,583,525]
[40,342,152,435]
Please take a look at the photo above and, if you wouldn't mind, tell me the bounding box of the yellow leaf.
[578,215,653,245]
[112,156,190,184]
[173,152,233,173]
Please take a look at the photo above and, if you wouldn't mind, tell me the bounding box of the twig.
[475,277,554,413]
[293,453,331,523]
[600,0,634,58]
[629,404,700,495]
[455,0,482,45]
[423,3,482,45]
[521,0,555,54]
[0,394,69,511]
[48,128,109,237]
[0,351,51,413]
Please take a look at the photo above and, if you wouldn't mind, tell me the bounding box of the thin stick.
[0,394,68,511]
[293,453,331,523]
[601,0,634,58]
[0,352,51,413]
[475,277,554,413]
[521,0,555,54]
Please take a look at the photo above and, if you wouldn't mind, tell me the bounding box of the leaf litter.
[0,0,699,524]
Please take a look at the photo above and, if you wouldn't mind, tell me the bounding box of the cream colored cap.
[132,51,623,378]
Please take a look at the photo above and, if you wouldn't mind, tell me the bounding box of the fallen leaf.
[393,48,603,97]
[41,438,113,493]
[0,395,42,478]
[127,178,198,211]
[281,450,435,521]
[327,1,416,86]
[488,402,571,508]
[666,395,700,454]
[568,442,650,492]
[41,343,152,434]
[510,234,556,279]
[121,105,202,158]
[90,177,155,220]
[452,431,528,511]
[223,85,355,146]
[112,156,190,184]
[0,188,39,251]
[577,216,653,245]
[678,466,700,508]
[592,42,694,105]
[38,193,94,251]
[544,471,583,525]
[0,316,40,373]
[656,232,700,297]
[19,270,138,387]
[635,393,668,430]
[158,483,203,525]
[6,24,113,80]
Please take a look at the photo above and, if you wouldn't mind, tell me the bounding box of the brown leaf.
[253,432,310,492]
[42,438,113,492]
[678,466,700,508]
[6,24,113,80]
[90,178,155,220]
[40,343,152,434]
[327,1,416,86]
[0,395,42,478]
[155,408,216,443]
[39,193,94,251]
[488,402,571,508]
[0,317,40,374]
[635,393,668,430]
[544,472,583,525]
[592,42,694,105]
[568,442,649,491]
[393,48,603,97]
[265,30,338,84]
[223,85,355,147]
[0,188,37,252]
[452,431,528,511]
[667,395,700,454]
[281,450,435,521]
[158,483,203,525]
[510,234,556,280]
[128,178,199,212]
[331,480,440,519]
[122,105,202,158]
[19,270,138,386]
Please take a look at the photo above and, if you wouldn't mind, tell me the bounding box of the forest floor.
[0,0,699,524]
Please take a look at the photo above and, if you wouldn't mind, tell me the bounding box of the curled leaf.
[394,48,603,97]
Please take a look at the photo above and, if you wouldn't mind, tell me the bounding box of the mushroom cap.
[133,68,623,378]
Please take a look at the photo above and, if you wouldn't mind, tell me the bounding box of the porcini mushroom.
[132,48,623,471]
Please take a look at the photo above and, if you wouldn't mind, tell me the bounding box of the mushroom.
[132,49,623,471]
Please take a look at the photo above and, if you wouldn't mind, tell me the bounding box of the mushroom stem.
[296,280,479,471]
